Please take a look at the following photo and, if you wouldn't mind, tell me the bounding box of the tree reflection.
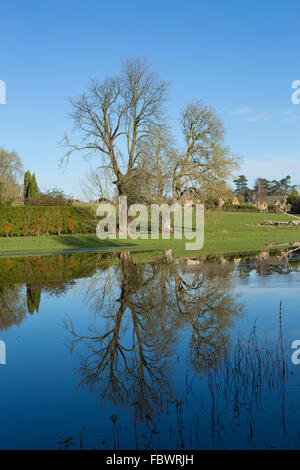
[234,250,300,278]
[66,252,176,421]
[26,284,41,314]
[0,285,26,330]
[0,249,295,448]
[65,250,243,423]
[168,261,243,372]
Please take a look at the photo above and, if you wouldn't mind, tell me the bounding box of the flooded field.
[0,249,300,449]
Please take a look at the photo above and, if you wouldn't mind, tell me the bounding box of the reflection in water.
[64,250,296,449]
[65,250,243,441]
[26,284,41,314]
[0,285,26,330]
[201,311,288,449]
[0,248,299,448]
[1,247,300,319]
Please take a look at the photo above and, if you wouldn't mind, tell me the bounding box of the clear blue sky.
[1,0,300,197]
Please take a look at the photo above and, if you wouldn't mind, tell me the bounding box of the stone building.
[251,194,291,211]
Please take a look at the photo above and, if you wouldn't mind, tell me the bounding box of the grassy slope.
[0,211,299,256]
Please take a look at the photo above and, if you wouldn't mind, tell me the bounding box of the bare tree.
[138,124,176,201]
[171,101,239,201]
[62,58,168,204]
[0,148,23,205]
[80,167,108,202]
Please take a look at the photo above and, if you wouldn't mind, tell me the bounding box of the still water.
[0,249,300,450]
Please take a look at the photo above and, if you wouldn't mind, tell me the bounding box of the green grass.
[202,211,300,253]
[0,211,299,257]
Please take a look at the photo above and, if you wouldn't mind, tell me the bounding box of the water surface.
[0,249,300,449]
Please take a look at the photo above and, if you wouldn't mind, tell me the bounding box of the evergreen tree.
[233,175,251,203]
[260,175,295,196]
[23,170,31,200]
[233,175,248,194]
[28,173,39,199]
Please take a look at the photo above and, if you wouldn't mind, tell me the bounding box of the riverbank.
[0,211,299,257]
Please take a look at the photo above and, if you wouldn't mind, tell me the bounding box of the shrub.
[222,203,259,212]
[22,220,30,236]
[204,200,219,210]
[287,190,299,207]
[43,212,52,236]
[268,204,280,213]
[4,258,13,268]
[25,188,72,206]
[290,196,300,214]
[3,222,11,237]
[34,217,43,236]
[67,217,75,234]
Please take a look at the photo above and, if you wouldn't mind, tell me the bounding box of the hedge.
[222,203,259,212]
[0,206,97,237]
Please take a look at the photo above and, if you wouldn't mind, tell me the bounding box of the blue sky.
[1,0,300,197]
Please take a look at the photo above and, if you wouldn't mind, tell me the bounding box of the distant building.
[179,189,240,208]
[251,194,291,211]
[218,195,240,207]
[178,189,202,206]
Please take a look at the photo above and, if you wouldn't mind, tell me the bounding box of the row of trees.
[233,174,298,204]
[253,175,297,197]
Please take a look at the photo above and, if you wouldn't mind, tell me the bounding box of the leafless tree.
[0,148,23,205]
[137,124,176,201]
[80,166,108,202]
[62,58,168,204]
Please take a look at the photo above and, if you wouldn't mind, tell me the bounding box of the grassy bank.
[0,211,299,257]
